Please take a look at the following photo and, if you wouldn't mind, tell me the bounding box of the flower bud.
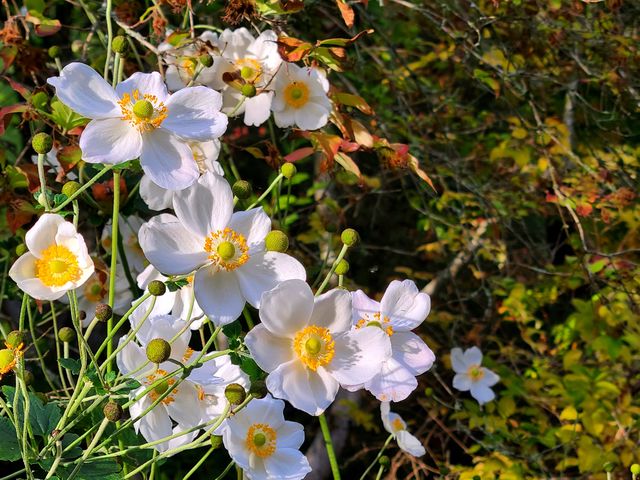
[424,387,433,397]
[334,259,349,276]
[248,380,267,399]
[148,280,166,296]
[48,46,61,58]
[111,36,128,54]
[5,330,25,349]
[58,327,75,343]
[379,456,390,468]
[30,91,49,109]
[95,303,113,322]
[32,132,53,154]
[241,83,256,98]
[631,464,640,476]
[210,434,223,450]
[265,230,289,253]
[198,54,213,68]
[146,338,171,364]
[103,400,123,422]
[15,244,27,256]
[225,383,246,405]
[62,181,81,198]
[232,180,252,199]
[22,369,34,386]
[341,228,359,247]
[280,163,296,179]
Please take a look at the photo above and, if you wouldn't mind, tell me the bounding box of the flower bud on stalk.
[199,54,213,68]
[111,36,128,55]
[241,83,256,98]
[280,163,296,179]
[265,231,289,253]
[103,400,124,422]
[48,46,61,58]
[225,383,247,405]
[62,181,81,198]
[58,327,75,343]
[148,280,166,296]
[334,259,349,276]
[146,339,171,364]
[32,133,53,155]
[5,330,25,349]
[15,244,27,256]
[210,435,224,450]
[341,228,359,247]
[95,303,113,322]
[232,180,252,199]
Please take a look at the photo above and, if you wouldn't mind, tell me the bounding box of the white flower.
[117,310,247,452]
[9,214,94,301]
[205,28,282,127]
[271,63,331,131]
[245,279,391,416]
[380,402,425,457]
[159,31,219,91]
[220,395,311,480]
[136,265,205,329]
[47,62,228,189]
[139,139,223,211]
[139,171,306,325]
[101,215,147,276]
[347,280,435,402]
[451,346,500,405]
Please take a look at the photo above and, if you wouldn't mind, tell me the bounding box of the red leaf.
[284,147,315,163]
[276,36,313,62]
[0,104,27,135]
[3,76,31,99]
[336,0,355,28]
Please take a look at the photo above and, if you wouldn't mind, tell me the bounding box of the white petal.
[327,327,391,387]
[243,92,273,127]
[351,290,380,323]
[480,367,500,387]
[163,86,228,141]
[238,395,286,429]
[381,280,431,331]
[9,253,64,301]
[309,289,352,333]
[450,347,467,373]
[194,268,245,325]
[365,357,418,403]
[228,208,271,252]
[218,28,254,58]
[247,30,281,72]
[272,108,296,128]
[132,399,173,451]
[115,71,169,103]
[165,381,204,426]
[452,373,471,392]
[139,214,208,275]
[463,346,483,366]
[79,118,142,165]
[257,279,314,338]
[294,101,330,131]
[470,383,496,405]
[140,129,199,190]
[173,171,233,238]
[266,360,338,416]
[139,175,174,211]
[116,340,149,378]
[236,251,306,309]
[25,213,65,257]
[380,402,392,433]
[263,449,312,480]
[397,430,426,457]
[165,65,187,91]
[245,324,295,372]
[47,62,120,119]
[276,421,305,450]
[390,331,435,376]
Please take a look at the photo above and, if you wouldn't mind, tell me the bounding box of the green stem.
[247,173,284,210]
[359,435,393,480]
[37,152,51,210]
[103,0,114,80]
[318,413,341,480]
[53,166,114,213]
[107,170,121,373]
[316,244,349,296]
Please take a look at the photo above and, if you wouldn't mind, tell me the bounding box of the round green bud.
[111,36,128,54]
[424,387,434,397]
[248,380,267,399]
[48,46,61,58]
[5,330,25,349]
[32,132,53,154]
[133,100,154,120]
[378,456,390,468]
[30,91,49,109]
[0,349,15,371]
[334,259,349,276]
[15,244,27,257]
[280,163,296,179]
[146,338,171,364]
[58,327,75,343]
[210,434,224,450]
[198,54,213,68]
[148,280,166,296]
[22,369,34,386]
[240,66,254,80]
[225,383,246,405]
[62,181,81,198]
[631,464,640,475]
[232,180,252,200]
[103,400,123,422]
[217,241,235,261]
[341,228,359,247]
[71,40,83,55]
[603,462,616,472]
[241,83,257,98]
[95,303,113,322]
[265,230,289,253]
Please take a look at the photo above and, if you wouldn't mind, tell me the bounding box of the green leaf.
[0,416,21,461]
[29,394,62,437]
[55,459,123,480]
[59,357,81,375]
[47,99,87,130]
[222,320,242,340]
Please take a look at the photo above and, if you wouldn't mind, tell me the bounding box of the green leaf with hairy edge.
[59,357,81,374]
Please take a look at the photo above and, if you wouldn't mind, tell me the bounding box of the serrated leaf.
[0,416,21,461]
[59,357,81,375]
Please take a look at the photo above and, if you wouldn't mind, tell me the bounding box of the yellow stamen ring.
[35,244,82,287]
[245,423,277,458]
[293,325,335,371]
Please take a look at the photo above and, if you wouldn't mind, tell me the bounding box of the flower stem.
[359,434,393,480]
[107,170,121,373]
[103,0,114,80]
[316,244,349,296]
[247,173,284,210]
[53,165,114,213]
[37,153,51,210]
[318,413,341,480]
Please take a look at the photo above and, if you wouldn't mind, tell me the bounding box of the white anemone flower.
[101,215,147,276]
[117,311,244,452]
[159,31,219,91]
[136,265,205,329]
[380,402,425,457]
[271,62,331,131]
[451,346,500,405]
[47,62,228,190]
[220,395,311,480]
[9,214,94,301]
[205,28,282,127]
[347,280,435,402]
[245,279,391,416]
[139,139,224,211]
[139,171,306,325]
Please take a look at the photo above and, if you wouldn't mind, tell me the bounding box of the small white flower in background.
[159,31,219,91]
[31,147,77,181]
[346,280,435,402]
[220,395,311,480]
[101,215,147,276]
[9,214,94,301]
[205,28,282,127]
[380,402,425,457]
[117,310,246,452]
[271,62,332,131]
[139,139,223,211]
[245,279,391,416]
[136,265,205,329]
[47,62,228,190]
[139,171,306,325]
[451,346,500,405]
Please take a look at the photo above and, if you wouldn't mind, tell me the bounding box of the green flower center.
[133,100,154,120]
[217,241,236,261]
